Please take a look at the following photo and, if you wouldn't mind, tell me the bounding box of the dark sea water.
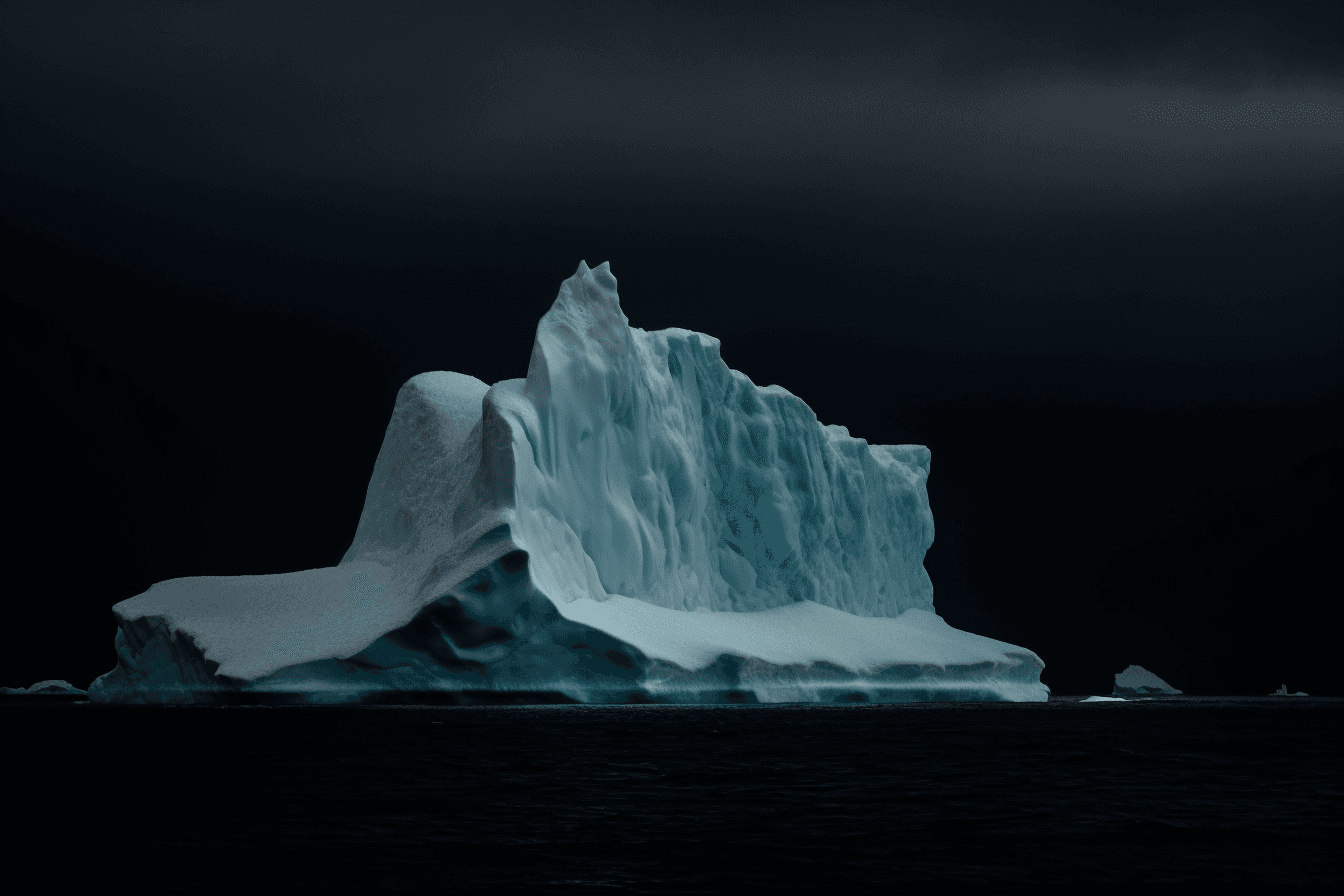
[8,697,1341,891]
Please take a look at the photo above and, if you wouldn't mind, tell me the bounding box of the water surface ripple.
[10,697,1340,890]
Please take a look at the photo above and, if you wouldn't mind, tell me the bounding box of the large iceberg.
[90,261,1047,705]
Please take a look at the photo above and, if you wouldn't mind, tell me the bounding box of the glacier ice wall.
[497,259,934,618]
[91,261,1046,704]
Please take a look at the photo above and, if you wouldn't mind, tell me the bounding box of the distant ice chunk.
[1,680,88,695]
[1270,684,1309,696]
[1112,665,1182,697]
[90,261,1049,705]
[1080,695,1127,702]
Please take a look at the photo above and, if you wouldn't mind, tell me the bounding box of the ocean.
[8,696,1340,890]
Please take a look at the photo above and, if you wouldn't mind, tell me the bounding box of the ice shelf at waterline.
[90,261,1047,705]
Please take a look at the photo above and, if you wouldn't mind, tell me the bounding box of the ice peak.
[543,260,626,336]
[562,260,620,311]
[525,261,635,406]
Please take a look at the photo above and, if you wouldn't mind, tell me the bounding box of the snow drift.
[90,261,1047,705]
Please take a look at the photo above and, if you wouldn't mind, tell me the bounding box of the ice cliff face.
[90,261,1046,704]
[487,259,934,618]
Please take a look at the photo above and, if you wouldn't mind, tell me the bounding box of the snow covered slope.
[90,261,1047,704]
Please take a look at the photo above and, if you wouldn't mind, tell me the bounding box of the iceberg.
[1270,684,1309,696]
[1111,665,1182,697]
[90,261,1048,705]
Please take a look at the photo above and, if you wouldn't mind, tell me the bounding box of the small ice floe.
[1080,695,1128,702]
[1270,684,1309,696]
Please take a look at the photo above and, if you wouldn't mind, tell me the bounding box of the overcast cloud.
[4,0,1340,220]
[3,1,1341,373]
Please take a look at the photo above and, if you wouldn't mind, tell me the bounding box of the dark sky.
[3,0,1341,696]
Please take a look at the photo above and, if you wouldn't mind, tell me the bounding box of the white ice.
[90,261,1047,704]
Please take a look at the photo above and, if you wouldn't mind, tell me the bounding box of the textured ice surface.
[91,261,1047,704]
[1112,665,1182,696]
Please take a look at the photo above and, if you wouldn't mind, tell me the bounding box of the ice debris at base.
[1080,695,1128,702]
[1270,684,1309,696]
[1111,665,1182,697]
[0,680,88,695]
[90,260,1048,706]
